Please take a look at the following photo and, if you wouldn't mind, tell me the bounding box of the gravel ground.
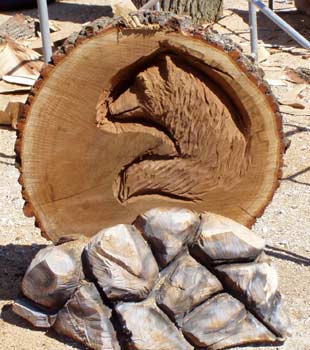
[0,0,309,349]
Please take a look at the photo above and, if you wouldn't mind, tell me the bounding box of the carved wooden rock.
[54,282,120,350]
[14,208,291,350]
[116,299,193,350]
[182,293,277,350]
[21,239,85,309]
[191,212,266,265]
[134,207,200,268]
[12,297,57,328]
[216,258,291,338]
[155,252,223,322]
[84,224,158,301]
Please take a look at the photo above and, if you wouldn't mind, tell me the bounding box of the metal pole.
[155,1,161,11]
[268,0,274,11]
[251,0,310,49]
[37,0,53,63]
[140,0,159,10]
[249,0,258,60]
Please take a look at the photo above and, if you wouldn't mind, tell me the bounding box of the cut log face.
[54,282,120,350]
[17,13,283,242]
[115,299,193,350]
[84,224,159,301]
[21,239,85,309]
[13,208,291,350]
[133,207,200,268]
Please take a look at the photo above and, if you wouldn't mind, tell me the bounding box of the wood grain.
[12,297,57,328]
[216,257,292,338]
[116,299,193,350]
[21,239,85,309]
[13,208,291,350]
[85,224,158,301]
[191,212,266,265]
[54,282,120,350]
[133,207,200,268]
[182,293,277,349]
[16,13,283,244]
[155,251,223,322]
[98,54,250,204]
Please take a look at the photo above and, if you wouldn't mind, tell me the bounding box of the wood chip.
[285,67,310,84]
[265,78,287,86]
[0,93,28,127]
[2,75,37,86]
[280,105,310,116]
[0,38,43,78]
[0,80,31,93]
[0,14,36,40]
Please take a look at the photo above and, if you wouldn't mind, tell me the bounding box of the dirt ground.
[0,0,309,349]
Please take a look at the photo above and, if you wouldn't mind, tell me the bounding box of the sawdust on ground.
[0,0,309,349]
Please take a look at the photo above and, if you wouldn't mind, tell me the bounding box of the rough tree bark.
[295,0,310,15]
[16,12,284,242]
[132,0,223,23]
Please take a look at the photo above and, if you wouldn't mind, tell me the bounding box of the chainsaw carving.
[17,13,283,240]
[97,54,250,203]
[13,208,291,350]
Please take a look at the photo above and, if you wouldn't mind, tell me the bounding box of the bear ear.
[108,89,144,118]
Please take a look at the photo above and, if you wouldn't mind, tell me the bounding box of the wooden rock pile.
[13,208,291,350]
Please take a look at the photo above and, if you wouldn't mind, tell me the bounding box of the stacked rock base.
[13,208,291,350]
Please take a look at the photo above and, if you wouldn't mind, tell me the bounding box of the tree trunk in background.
[133,0,223,23]
[295,0,310,15]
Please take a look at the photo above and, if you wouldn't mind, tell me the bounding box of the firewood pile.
[13,208,291,350]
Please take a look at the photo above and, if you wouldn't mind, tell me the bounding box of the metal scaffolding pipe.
[249,0,258,60]
[155,1,161,11]
[251,0,310,50]
[140,0,159,10]
[37,0,52,63]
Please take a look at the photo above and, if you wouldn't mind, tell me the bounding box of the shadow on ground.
[0,244,46,301]
[0,242,87,349]
[225,7,309,48]
[266,245,310,266]
[3,2,113,24]
[1,304,87,349]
